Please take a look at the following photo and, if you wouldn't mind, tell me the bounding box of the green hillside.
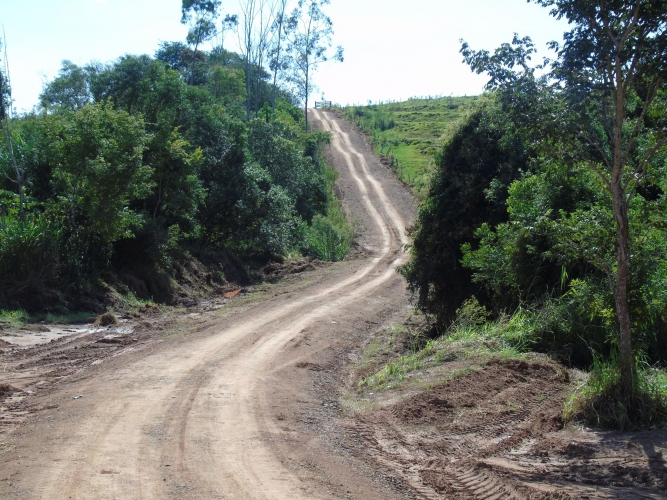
[344,96,478,194]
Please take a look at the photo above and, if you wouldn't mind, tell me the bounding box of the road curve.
[3,110,412,499]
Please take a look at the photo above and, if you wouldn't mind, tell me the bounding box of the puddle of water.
[0,324,135,348]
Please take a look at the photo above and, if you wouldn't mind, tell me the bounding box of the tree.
[181,0,222,84]
[0,38,28,216]
[398,97,534,326]
[463,0,667,400]
[286,0,343,131]
[215,13,239,61]
[238,0,259,120]
[270,0,290,112]
[537,0,667,400]
[42,102,151,275]
[252,0,276,118]
[40,61,93,110]
[0,39,10,120]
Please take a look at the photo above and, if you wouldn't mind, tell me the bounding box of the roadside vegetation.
[0,0,349,317]
[343,95,476,196]
[356,1,667,430]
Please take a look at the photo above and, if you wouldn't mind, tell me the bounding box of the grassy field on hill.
[343,96,478,195]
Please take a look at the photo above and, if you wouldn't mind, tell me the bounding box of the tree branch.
[579,131,612,171]
[586,160,612,188]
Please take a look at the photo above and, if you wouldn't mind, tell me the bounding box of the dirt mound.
[262,258,319,282]
[349,359,667,498]
[391,360,567,429]
[96,311,119,326]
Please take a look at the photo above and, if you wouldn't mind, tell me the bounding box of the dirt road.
[0,110,417,499]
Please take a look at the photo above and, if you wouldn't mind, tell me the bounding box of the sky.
[1,0,569,113]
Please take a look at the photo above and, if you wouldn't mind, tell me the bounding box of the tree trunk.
[611,181,634,399]
[255,55,261,118]
[245,56,251,120]
[271,33,282,112]
[304,66,309,132]
[190,40,200,85]
[611,61,634,401]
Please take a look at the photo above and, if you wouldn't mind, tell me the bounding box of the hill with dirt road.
[0,110,665,500]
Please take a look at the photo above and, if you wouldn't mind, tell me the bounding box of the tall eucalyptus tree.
[286,0,343,131]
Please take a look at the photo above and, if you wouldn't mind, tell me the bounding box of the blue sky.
[1,0,568,112]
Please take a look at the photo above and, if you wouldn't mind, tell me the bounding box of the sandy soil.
[1,110,665,500]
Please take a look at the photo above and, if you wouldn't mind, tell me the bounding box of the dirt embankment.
[346,354,667,499]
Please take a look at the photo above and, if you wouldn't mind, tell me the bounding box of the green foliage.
[0,214,61,307]
[247,119,327,223]
[0,15,349,311]
[460,160,667,364]
[564,352,667,430]
[41,102,151,276]
[206,65,246,115]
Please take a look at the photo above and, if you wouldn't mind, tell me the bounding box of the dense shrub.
[0,214,61,308]
[399,96,533,325]
[0,46,350,311]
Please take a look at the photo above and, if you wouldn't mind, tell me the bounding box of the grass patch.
[122,291,155,309]
[564,353,667,430]
[0,309,96,326]
[303,164,353,262]
[358,299,535,390]
[344,96,478,196]
[0,309,29,326]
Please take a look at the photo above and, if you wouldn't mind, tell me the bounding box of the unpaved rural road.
[0,110,417,499]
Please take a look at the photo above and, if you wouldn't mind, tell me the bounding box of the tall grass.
[564,352,667,430]
[359,299,534,389]
[305,214,352,262]
[303,165,353,262]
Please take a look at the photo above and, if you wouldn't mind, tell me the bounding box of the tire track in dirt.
[350,357,667,499]
[2,109,413,499]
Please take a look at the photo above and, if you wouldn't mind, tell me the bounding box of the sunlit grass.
[0,309,97,326]
[358,306,534,390]
[344,96,478,193]
[0,309,29,326]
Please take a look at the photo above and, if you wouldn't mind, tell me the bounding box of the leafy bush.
[399,96,534,325]
[0,214,61,306]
